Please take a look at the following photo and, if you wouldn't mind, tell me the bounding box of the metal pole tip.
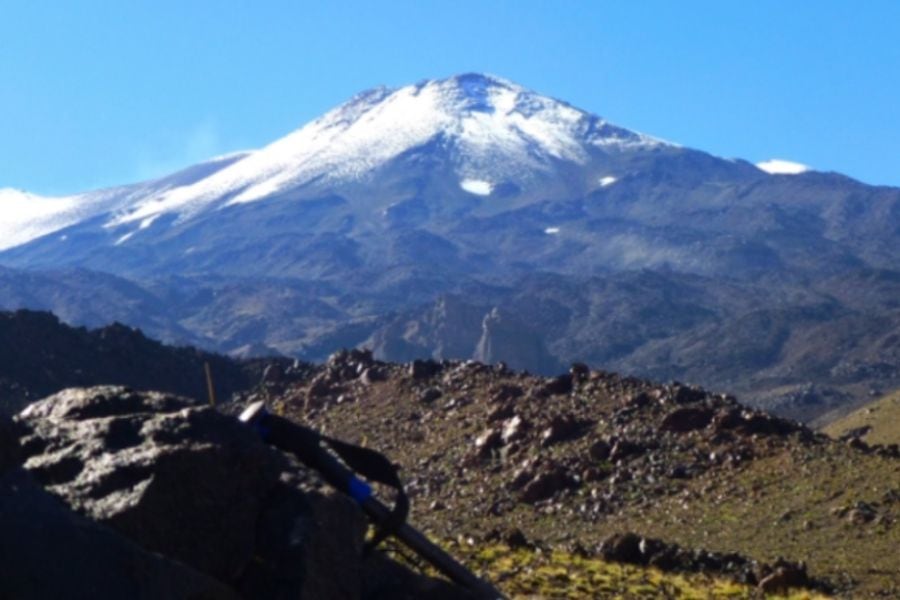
[238,401,268,425]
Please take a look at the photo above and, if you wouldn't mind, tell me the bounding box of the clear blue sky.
[2,1,899,195]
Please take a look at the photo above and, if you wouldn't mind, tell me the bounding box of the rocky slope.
[3,314,897,596]
[821,388,900,445]
[237,350,899,597]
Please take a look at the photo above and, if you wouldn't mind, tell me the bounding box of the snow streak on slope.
[107,74,668,227]
[0,189,84,251]
[0,152,254,251]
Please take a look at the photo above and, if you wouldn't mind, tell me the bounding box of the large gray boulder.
[0,467,240,600]
[15,386,366,598]
[17,387,284,581]
[10,386,475,599]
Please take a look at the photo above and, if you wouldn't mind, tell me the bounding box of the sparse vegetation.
[391,541,831,599]
[822,388,900,446]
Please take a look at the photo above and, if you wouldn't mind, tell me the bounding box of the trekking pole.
[238,401,504,600]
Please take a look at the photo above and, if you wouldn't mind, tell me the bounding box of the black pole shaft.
[360,497,502,598]
[239,403,503,599]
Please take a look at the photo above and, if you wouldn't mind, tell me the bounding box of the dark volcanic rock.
[588,439,612,461]
[17,387,281,582]
[501,527,532,549]
[540,414,588,447]
[660,407,715,433]
[409,359,442,380]
[538,374,574,396]
[419,387,443,404]
[490,383,524,404]
[712,408,744,431]
[13,386,468,599]
[598,532,816,592]
[598,532,644,564]
[737,411,802,436]
[609,438,645,462]
[758,560,811,594]
[0,467,239,600]
[359,366,386,385]
[519,464,577,503]
[569,362,590,380]
[261,363,286,385]
[672,385,707,405]
[0,414,21,474]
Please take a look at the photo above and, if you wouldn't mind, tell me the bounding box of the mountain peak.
[432,72,523,111]
[98,73,668,227]
[2,75,674,243]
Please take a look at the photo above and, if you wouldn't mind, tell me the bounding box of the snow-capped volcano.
[2,73,680,254]
[3,72,860,285]
[107,73,667,227]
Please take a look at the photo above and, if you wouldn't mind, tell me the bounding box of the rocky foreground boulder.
[2,386,474,600]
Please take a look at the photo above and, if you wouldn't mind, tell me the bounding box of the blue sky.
[2,1,898,195]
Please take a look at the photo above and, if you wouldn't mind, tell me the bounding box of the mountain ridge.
[1,73,797,255]
[1,73,898,422]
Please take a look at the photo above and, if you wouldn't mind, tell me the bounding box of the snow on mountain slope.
[0,151,253,251]
[0,189,83,251]
[3,74,685,253]
[2,75,672,251]
[106,74,669,228]
[0,186,145,251]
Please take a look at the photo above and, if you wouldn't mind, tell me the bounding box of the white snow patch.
[545,227,560,235]
[756,159,809,175]
[460,179,493,195]
[208,150,255,163]
[599,176,618,187]
[139,215,160,229]
[114,231,135,246]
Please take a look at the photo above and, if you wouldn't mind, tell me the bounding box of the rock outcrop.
[474,307,561,374]
[597,532,814,592]
[0,414,20,473]
[5,386,474,599]
[0,468,241,600]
